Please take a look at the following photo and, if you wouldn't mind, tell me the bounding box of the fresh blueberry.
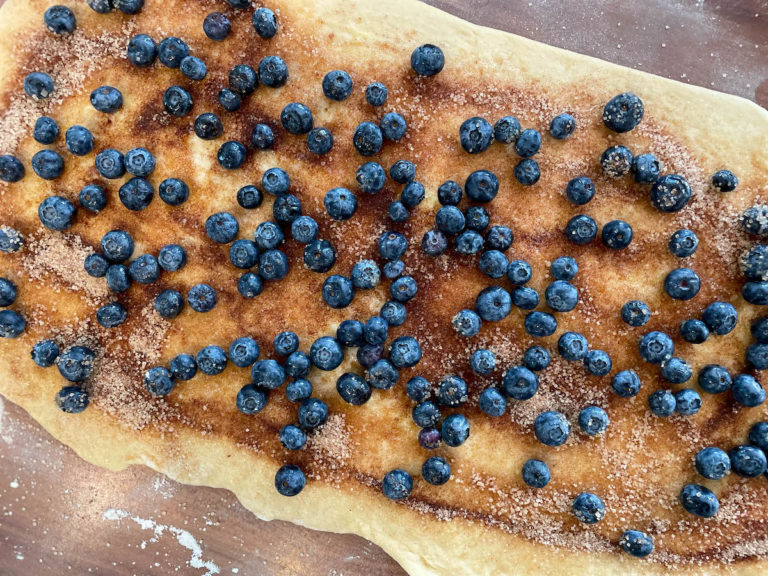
[749,421,768,452]
[38,195,75,230]
[322,70,353,101]
[196,345,227,376]
[324,188,357,221]
[600,145,633,178]
[572,492,605,524]
[128,254,159,284]
[477,250,507,279]
[227,239,258,269]
[382,469,413,500]
[156,244,186,272]
[674,388,701,415]
[679,484,719,518]
[31,339,59,367]
[238,273,263,298]
[258,249,288,280]
[336,373,371,405]
[619,531,654,558]
[191,113,223,141]
[565,177,594,205]
[493,115,521,144]
[304,239,336,272]
[236,384,268,415]
[401,181,425,208]
[205,212,239,244]
[437,375,467,406]
[697,364,732,394]
[478,388,507,417]
[97,302,127,328]
[44,5,76,34]
[24,72,54,100]
[353,121,383,156]
[513,159,540,186]
[203,12,231,41]
[271,332,299,358]
[378,231,408,260]
[522,459,550,488]
[437,179,462,205]
[349,260,380,290]
[406,376,431,402]
[390,160,415,185]
[156,177,189,206]
[285,379,312,402]
[105,264,131,292]
[0,310,26,338]
[363,316,388,346]
[281,103,313,134]
[661,357,692,384]
[506,260,532,285]
[650,174,692,213]
[280,425,307,450]
[514,129,541,157]
[471,349,496,375]
[187,283,217,312]
[695,447,731,480]
[464,206,490,231]
[412,401,441,427]
[65,125,94,156]
[578,406,609,435]
[583,349,612,376]
[740,245,768,280]
[702,301,737,335]
[145,366,175,397]
[648,389,676,417]
[306,127,334,155]
[180,56,207,81]
[337,319,364,347]
[90,86,122,113]
[284,351,310,379]
[410,44,444,76]
[123,147,154,178]
[452,309,481,337]
[158,37,189,68]
[524,346,550,371]
[229,64,257,96]
[389,202,410,223]
[601,219,632,250]
[750,342,768,370]
[441,413,470,447]
[252,7,278,38]
[621,300,650,327]
[511,286,539,310]
[355,162,386,194]
[524,311,557,337]
[612,369,641,397]
[258,56,288,88]
[557,331,588,361]
[0,227,23,252]
[667,229,699,258]
[235,186,262,211]
[664,268,700,300]
[550,257,577,281]
[119,177,154,211]
[274,465,305,497]
[475,286,511,322]
[56,346,95,382]
[357,344,383,369]
[250,359,285,389]
[33,116,59,144]
[0,278,17,307]
[550,113,575,139]
[679,319,708,345]
[484,226,513,251]
[632,153,661,183]
[262,167,290,196]
[154,289,184,319]
[272,194,302,225]
[422,456,451,486]
[248,124,274,151]
[218,88,241,112]
[163,86,193,117]
[545,280,578,312]
[383,260,404,279]
[322,275,354,308]
[565,214,597,245]
[602,92,644,132]
[732,373,766,407]
[32,149,64,180]
[459,116,493,154]
[367,358,399,389]
[309,336,343,371]
[365,82,387,106]
[503,365,539,400]
[55,386,89,413]
[127,34,157,67]
[298,397,328,429]
[534,410,570,446]
[711,169,738,193]
[94,149,124,180]
[639,331,674,364]
[743,282,768,305]
[455,230,483,254]
[114,0,143,14]
[752,318,768,343]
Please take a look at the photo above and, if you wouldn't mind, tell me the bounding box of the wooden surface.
[0,1,766,575]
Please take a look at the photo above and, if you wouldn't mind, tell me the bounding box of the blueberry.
[666,229,699,259]
[378,231,408,261]
[602,219,633,250]
[285,379,312,402]
[455,230,484,254]
[349,261,381,291]
[389,202,409,223]
[534,411,570,446]
[648,389,676,417]
[410,44,444,76]
[471,349,496,375]
[119,177,154,211]
[383,260,404,279]
[476,251,506,280]
[459,117,493,154]
[584,349,612,376]
[32,149,64,180]
[602,92,644,133]
[203,12,231,40]
[269,332,298,358]
[321,275,353,308]
[740,245,768,281]
[697,364,732,394]
[382,469,413,500]
[24,72,54,100]
[115,0,143,13]
[38,196,75,230]
[661,357,692,384]
[309,336,344,371]
[362,316,388,346]
[272,194,302,225]
[522,459,550,488]
[511,286,538,310]
[513,159,541,186]
[357,344,383,369]
[236,384,268,415]
[0,226,23,252]
[485,226,513,251]
[638,331,673,364]
[218,89,241,112]
[619,531,654,558]
[258,56,289,88]
[336,320,364,348]
[749,421,768,452]
[388,161,414,186]
[732,373,766,407]
[412,401,441,427]
[0,311,26,339]
[298,397,329,429]
[466,207,490,232]
[514,129,541,157]
[33,116,59,144]
[752,317,768,343]
[600,145,633,178]
[196,345,227,376]
[680,484,719,518]
[262,167,290,196]
[422,457,451,486]
[65,125,94,156]
[664,268,700,300]
[154,289,184,319]
[572,492,605,524]
[401,181,425,208]
[205,212,239,244]
[45,5,76,34]
[281,102,314,135]
[321,70,353,101]
[94,149,124,180]
[158,37,189,68]
[55,386,89,413]
[238,273,263,298]
[632,153,661,183]
[557,331,588,361]
[187,283,217,312]
[549,257,577,282]
[250,359,285,389]
[503,365,539,400]
[304,127,333,155]
[106,264,131,293]
[578,406,609,435]
[406,377,430,402]
[97,302,127,328]
[367,359,399,389]
[365,82,387,106]
[0,278,17,307]
[494,115,524,146]
[226,239,257,270]
[650,174,692,213]
[743,282,768,305]
[621,300,650,327]
[31,339,59,367]
[304,239,336,272]
[156,177,189,206]
[252,7,278,38]
[128,254,159,284]
[565,214,598,245]
[674,388,701,415]
[90,86,122,113]
[324,187,357,221]
[452,309,481,337]
[612,370,641,397]
[245,126,274,152]
[164,86,193,117]
[695,447,731,480]
[565,177,594,205]
[181,56,207,81]
[56,346,95,382]
[353,121,383,156]
[229,64,257,95]
[702,301,737,335]
[157,244,186,271]
[258,249,288,281]
[711,169,738,193]
[353,163,385,196]
[550,113,575,139]
[280,425,307,450]
[285,351,310,379]
[475,286,511,322]
[336,373,371,405]
[437,179,462,205]
[437,375,467,407]
[190,114,223,141]
[123,147,154,178]
[127,34,157,67]
[441,413,470,447]
[507,260,532,285]
[524,346,550,371]
[545,280,578,312]
[478,388,507,417]
[275,465,305,497]
[524,311,557,337]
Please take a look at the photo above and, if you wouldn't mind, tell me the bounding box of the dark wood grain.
[0,1,766,575]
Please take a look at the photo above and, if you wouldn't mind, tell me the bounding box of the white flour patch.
[9,479,19,489]
[102,508,220,575]
[151,475,178,500]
